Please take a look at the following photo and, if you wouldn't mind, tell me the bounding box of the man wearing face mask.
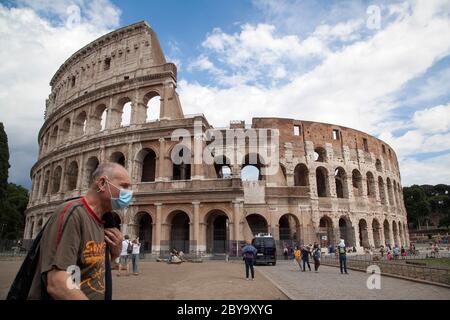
[26,162,133,300]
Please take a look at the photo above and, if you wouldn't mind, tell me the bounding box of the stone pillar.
[156,138,168,181]
[76,153,84,190]
[328,170,337,198]
[192,135,204,180]
[366,220,374,248]
[100,146,106,163]
[126,143,133,175]
[152,203,163,254]
[131,99,147,125]
[232,200,243,241]
[192,201,202,253]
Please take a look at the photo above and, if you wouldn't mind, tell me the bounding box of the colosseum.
[24,21,409,256]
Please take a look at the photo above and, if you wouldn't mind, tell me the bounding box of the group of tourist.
[117,235,141,276]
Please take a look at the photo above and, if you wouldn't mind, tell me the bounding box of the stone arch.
[50,125,58,148]
[52,166,62,194]
[339,216,355,247]
[60,118,71,143]
[135,148,157,182]
[378,176,387,204]
[33,174,41,200]
[386,178,394,206]
[65,161,79,191]
[279,213,300,243]
[120,101,132,127]
[393,181,400,207]
[314,147,327,162]
[42,170,50,197]
[92,104,108,132]
[241,153,266,181]
[83,156,99,188]
[294,163,309,186]
[171,144,191,180]
[168,210,190,253]
[358,219,369,248]
[246,213,268,236]
[110,151,126,167]
[375,159,382,172]
[319,215,334,247]
[372,218,381,248]
[352,169,363,197]
[135,212,153,253]
[383,219,391,246]
[334,167,348,198]
[73,111,87,137]
[213,155,232,179]
[205,209,230,253]
[144,91,161,122]
[366,171,376,198]
[316,166,330,197]
[115,96,132,128]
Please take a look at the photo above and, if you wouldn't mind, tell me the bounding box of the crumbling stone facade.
[24,21,409,255]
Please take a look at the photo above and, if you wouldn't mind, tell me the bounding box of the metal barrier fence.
[320,255,450,286]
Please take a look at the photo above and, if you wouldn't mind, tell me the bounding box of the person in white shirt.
[131,238,141,275]
[118,235,131,276]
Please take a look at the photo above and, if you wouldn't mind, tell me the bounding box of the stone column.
[366,220,374,248]
[328,170,337,198]
[192,135,204,180]
[152,203,163,254]
[156,138,168,181]
[192,201,202,253]
[126,143,133,175]
[76,153,84,190]
[232,200,243,241]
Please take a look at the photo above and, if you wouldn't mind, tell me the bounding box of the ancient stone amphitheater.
[24,21,409,255]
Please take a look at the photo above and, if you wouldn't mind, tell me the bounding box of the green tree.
[0,123,29,240]
[0,122,10,199]
[403,185,431,229]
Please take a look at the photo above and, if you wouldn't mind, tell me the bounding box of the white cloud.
[412,103,450,133]
[0,1,121,188]
[400,153,450,186]
[181,0,450,186]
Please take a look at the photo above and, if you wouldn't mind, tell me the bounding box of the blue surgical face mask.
[106,179,133,210]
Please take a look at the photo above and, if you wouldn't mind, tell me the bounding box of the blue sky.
[1,0,450,189]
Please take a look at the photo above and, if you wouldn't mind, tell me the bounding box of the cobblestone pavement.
[257,260,450,300]
[0,260,288,300]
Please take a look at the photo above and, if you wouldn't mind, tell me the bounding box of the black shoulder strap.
[6,200,80,300]
[103,212,115,300]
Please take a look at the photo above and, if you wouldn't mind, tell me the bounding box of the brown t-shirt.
[28,197,106,300]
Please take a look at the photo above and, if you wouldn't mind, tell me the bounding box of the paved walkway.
[257,260,450,300]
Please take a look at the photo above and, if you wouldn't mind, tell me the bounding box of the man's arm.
[46,268,88,300]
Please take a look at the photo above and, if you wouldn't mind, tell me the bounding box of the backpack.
[338,246,346,254]
[7,200,81,300]
[126,240,133,254]
[313,248,321,259]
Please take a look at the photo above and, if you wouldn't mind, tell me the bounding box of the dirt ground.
[0,259,288,300]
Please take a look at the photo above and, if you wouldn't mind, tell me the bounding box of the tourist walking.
[242,240,258,280]
[293,246,302,270]
[312,243,321,272]
[300,245,311,272]
[338,239,348,274]
[131,238,141,275]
